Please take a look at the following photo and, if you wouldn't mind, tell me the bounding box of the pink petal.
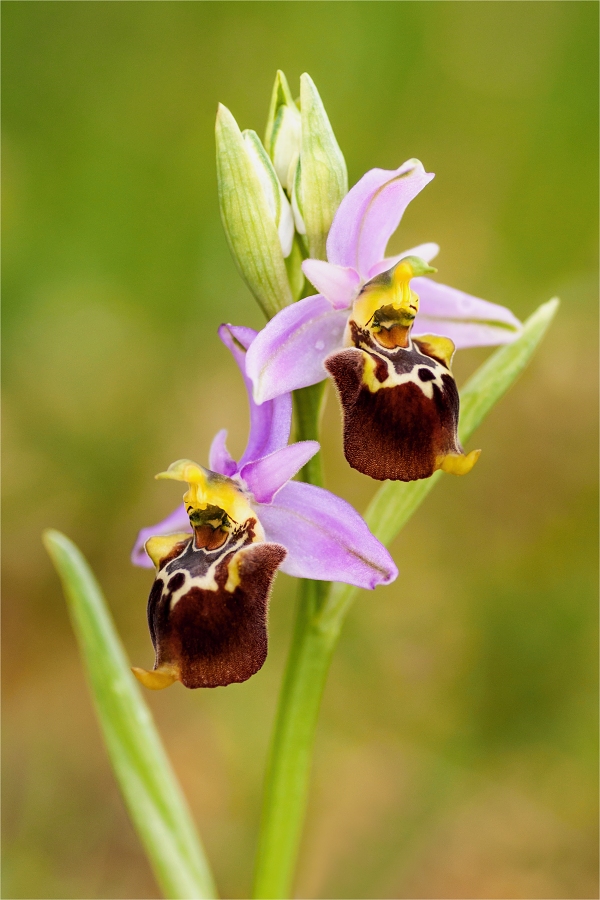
[367,242,440,279]
[256,481,398,588]
[208,429,238,477]
[326,160,434,278]
[412,277,523,349]
[301,260,360,309]
[218,324,292,464]
[245,294,348,403]
[241,441,320,504]
[131,504,191,568]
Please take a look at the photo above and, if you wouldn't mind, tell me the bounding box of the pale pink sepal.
[208,429,237,477]
[326,160,434,277]
[412,277,523,349]
[256,481,398,588]
[245,294,347,403]
[218,324,292,464]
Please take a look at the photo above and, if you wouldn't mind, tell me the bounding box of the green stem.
[252,297,558,899]
[253,579,337,899]
[292,381,327,485]
[253,380,332,899]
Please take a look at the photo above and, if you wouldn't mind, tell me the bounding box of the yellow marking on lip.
[145,532,191,569]
[414,333,456,369]
[360,349,445,399]
[225,553,242,593]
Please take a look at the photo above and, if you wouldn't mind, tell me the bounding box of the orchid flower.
[245,159,523,481]
[131,325,397,690]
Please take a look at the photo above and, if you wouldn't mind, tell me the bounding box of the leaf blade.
[43,529,218,900]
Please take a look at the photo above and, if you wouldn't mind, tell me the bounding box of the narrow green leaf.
[43,529,218,900]
[320,298,559,628]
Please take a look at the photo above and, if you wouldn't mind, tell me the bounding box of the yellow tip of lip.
[439,449,481,476]
[131,665,178,690]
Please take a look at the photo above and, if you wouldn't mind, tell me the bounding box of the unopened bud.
[297,74,348,260]
[264,70,302,191]
[216,104,293,318]
[243,130,294,257]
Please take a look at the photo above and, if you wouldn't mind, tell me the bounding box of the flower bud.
[297,73,348,261]
[216,104,293,318]
[264,70,302,192]
[242,129,294,258]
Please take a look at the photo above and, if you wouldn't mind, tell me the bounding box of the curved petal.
[208,429,238,477]
[412,277,523,349]
[367,242,440,279]
[219,324,292,464]
[301,260,360,309]
[245,294,348,403]
[326,160,435,277]
[255,481,398,588]
[241,441,320,504]
[131,504,192,568]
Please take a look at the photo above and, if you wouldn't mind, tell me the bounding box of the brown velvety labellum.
[325,341,466,482]
[147,524,286,688]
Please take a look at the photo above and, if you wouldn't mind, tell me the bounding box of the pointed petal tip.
[219,322,258,353]
[215,103,235,128]
[367,561,398,590]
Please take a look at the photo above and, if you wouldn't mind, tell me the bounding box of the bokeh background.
[3,3,598,898]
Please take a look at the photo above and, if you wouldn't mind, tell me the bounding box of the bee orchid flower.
[245,159,523,481]
[131,325,397,690]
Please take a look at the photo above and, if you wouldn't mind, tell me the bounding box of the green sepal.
[216,104,293,319]
[298,74,348,261]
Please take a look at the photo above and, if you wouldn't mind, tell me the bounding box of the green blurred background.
[2,3,598,898]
